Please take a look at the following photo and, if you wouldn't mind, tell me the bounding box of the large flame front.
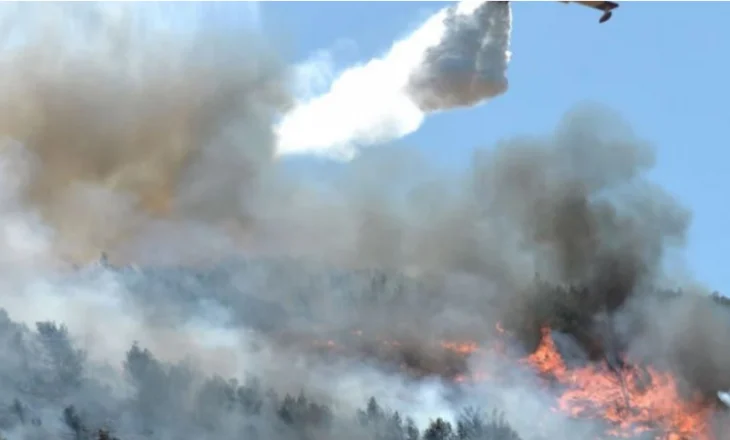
[524,328,715,439]
[306,325,719,439]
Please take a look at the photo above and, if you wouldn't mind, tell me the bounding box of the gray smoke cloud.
[0,3,725,440]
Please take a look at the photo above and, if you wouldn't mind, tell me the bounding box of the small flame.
[441,340,480,355]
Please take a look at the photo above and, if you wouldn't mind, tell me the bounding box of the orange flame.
[308,325,718,439]
[440,341,480,356]
[524,328,715,440]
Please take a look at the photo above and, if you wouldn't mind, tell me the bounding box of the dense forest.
[0,305,524,440]
[1,261,729,440]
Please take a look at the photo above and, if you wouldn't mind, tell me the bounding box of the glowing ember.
[441,341,480,355]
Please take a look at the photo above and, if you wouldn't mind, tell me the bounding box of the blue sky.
[253,2,730,293]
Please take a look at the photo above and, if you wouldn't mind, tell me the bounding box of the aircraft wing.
[560,1,619,23]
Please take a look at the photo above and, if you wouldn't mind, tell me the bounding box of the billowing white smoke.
[275,0,512,159]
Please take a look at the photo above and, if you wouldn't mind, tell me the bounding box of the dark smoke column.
[406,1,512,112]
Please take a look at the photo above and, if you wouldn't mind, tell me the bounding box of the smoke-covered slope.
[0,2,727,440]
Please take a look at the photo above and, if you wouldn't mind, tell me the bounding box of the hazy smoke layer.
[0,3,726,440]
[275,0,512,158]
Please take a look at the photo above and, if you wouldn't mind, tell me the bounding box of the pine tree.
[423,418,454,440]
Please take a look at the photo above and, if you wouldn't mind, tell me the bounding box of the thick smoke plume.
[0,2,288,265]
[275,0,511,158]
[0,2,727,440]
